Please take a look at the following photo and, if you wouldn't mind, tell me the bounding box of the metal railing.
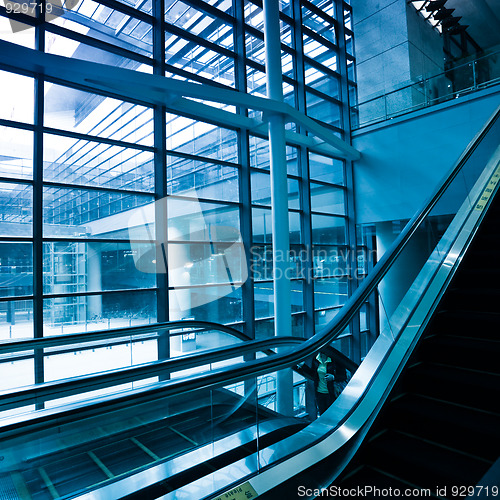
[351,49,500,129]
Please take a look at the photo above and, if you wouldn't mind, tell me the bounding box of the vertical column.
[262,0,293,415]
[234,0,257,403]
[292,0,316,419]
[336,0,361,364]
[153,0,170,364]
[33,3,45,396]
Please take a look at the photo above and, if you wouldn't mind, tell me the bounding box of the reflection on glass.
[165,0,233,49]
[309,153,344,185]
[45,32,152,70]
[44,338,158,382]
[48,0,153,58]
[310,183,345,215]
[314,277,348,309]
[167,157,239,201]
[43,289,156,335]
[0,126,33,180]
[168,285,242,323]
[44,134,154,191]
[44,84,154,145]
[251,171,300,209]
[311,214,346,245]
[0,182,32,237]
[0,299,33,339]
[166,114,238,163]
[43,186,155,239]
[0,358,34,390]
[307,91,341,127]
[165,35,234,87]
[43,241,156,295]
[0,242,32,297]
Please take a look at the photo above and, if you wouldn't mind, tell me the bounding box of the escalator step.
[384,394,500,461]
[403,363,500,414]
[417,335,500,373]
[339,465,433,495]
[365,430,490,490]
[91,438,154,477]
[430,311,500,341]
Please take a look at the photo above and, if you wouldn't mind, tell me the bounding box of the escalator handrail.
[0,336,305,418]
[1,106,498,439]
[0,320,251,355]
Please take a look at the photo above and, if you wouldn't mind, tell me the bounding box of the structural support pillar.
[262,0,293,416]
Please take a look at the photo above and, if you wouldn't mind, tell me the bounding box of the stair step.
[430,311,500,340]
[403,362,500,414]
[417,335,500,373]
[365,430,490,490]
[385,394,500,461]
[340,465,433,494]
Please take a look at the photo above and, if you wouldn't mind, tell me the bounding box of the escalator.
[335,197,500,493]
[9,390,305,500]
[0,107,499,499]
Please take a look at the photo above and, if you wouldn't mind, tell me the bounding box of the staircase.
[336,200,500,497]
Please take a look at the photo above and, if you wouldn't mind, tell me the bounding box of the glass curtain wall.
[0,0,358,390]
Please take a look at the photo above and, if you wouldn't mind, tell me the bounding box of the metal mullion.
[47,144,151,189]
[62,10,153,54]
[305,83,343,107]
[167,282,244,291]
[0,236,33,242]
[302,25,339,52]
[153,0,169,370]
[303,55,342,79]
[0,117,36,131]
[234,0,254,344]
[0,7,40,27]
[36,75,153,111]
[310,211,347,218]
[0,176,33,186]
[43,126,155,153]
[0,295,35,303]
[164,105,240,134]
[41,238,154,246]
[309,178,347,190]
[167,240,235,246]
[33,3,45,395]
[46,104,153,150]
[164,21,235,59]
[43,287,158,300]
[335,0,360,364]
[166,148,240,168]
[301,0,338,26]
[90,0,154,24]
[163,61,232,89]
[179,0,236,24]
[166,193,241,207]
[245,23,295,56]
[44,24,153,67]
[292,0,314,351]
[42,181,154,198]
